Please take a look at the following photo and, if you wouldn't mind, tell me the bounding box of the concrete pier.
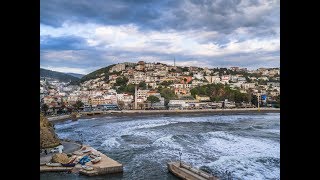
[40,166,73,172]
[78,145,123,176]
[40,145,123,176]
[168,161,219,180]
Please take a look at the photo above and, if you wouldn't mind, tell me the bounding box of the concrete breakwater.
[40,145,123,176]
[119,108,279,114]
[168,161,219,180]
[47,108,279,122]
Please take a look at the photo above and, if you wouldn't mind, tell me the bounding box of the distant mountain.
[40,68,80,82]
[66,73,85,79]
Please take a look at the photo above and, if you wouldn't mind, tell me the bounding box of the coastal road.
[40,141,81,164]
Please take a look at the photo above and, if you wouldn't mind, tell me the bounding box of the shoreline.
[47,108,279,123]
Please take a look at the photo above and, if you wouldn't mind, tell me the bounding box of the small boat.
[79,155,91,165]
[91,156,102,164]
[68,156,77,163]
[82,149,92,153]
[61,163,76,167]
[89,153,101,159]
[73,151,83,155]
[46,162,62,167]
[81,147,92,153]
[82,165,94,171]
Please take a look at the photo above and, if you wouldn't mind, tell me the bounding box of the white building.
[241,83,256,90]
[168,100,187,108]
[109,63,125,72]
[137,89,150,100]
[204,76,220,84]
[193,73,204,80]
[173,83,192,89]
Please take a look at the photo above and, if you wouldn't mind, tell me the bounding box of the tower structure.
[134,84,138,109]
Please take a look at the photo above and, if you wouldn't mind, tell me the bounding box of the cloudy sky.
[40,0,280,74]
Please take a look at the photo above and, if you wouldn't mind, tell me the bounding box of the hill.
[66,72,85,79]
[40,68,80,82]
[80,64,116,82]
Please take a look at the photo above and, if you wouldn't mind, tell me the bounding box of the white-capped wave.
[101,137,120,148]
[200,131,279,157]
[153,135,182,150]
[206,155,280,179]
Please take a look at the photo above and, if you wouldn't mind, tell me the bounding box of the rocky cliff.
[40,114,61,149]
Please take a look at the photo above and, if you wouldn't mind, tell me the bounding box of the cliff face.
[40,114,61,149]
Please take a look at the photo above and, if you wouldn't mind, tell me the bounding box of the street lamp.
[257,93,261,112]
[179,152,182,167]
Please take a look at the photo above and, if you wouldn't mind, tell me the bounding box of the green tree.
[41,104,49,115]
[73,100,84,111]
[117,83,136,94]
[115,77,128,86]
[160,81,174,87]
[183,78,187,84]
[160,88,177,108]
[251,95,258,107]
[147,96,160,107]
[139,82,147,89]
[190,83,250,103]
[181,67,189,72]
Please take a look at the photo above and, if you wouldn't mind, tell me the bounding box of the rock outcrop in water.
[40,113,61,149]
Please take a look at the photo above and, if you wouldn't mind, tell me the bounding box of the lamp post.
[179,152,182,167]
[257,93,260,112]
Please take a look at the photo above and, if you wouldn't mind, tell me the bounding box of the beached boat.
[79,155,91,165]
[82,165,94,171]
[91,157,102,164]
[46,162,62,167]
[68,156,77,163]
[89,153,101,159]
[61,163,76,167]
[73,151,83,155]
[82,149,92,153]
[81,147,92,153]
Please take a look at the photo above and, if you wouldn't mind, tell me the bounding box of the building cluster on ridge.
[40,61,280,115]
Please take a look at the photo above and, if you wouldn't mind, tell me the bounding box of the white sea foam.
[206,155,280,179]
[54,120,79,129]
[55,113,280,179]
[261,129,280,135]
[101,137,120,148]
[200,131,279,157]
[153,135,182,150]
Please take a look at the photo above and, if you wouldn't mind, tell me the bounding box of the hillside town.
[40,61,280,115]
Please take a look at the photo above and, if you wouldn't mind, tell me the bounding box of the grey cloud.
[40,0,279,73]
[40,0,166,28]
[40,35,88,50]
[41,0,279,36]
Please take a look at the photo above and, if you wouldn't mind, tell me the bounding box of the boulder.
[40,113,61,149]
[51,153,70,164]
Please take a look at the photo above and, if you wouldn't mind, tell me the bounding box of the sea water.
[40,113,280,180]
